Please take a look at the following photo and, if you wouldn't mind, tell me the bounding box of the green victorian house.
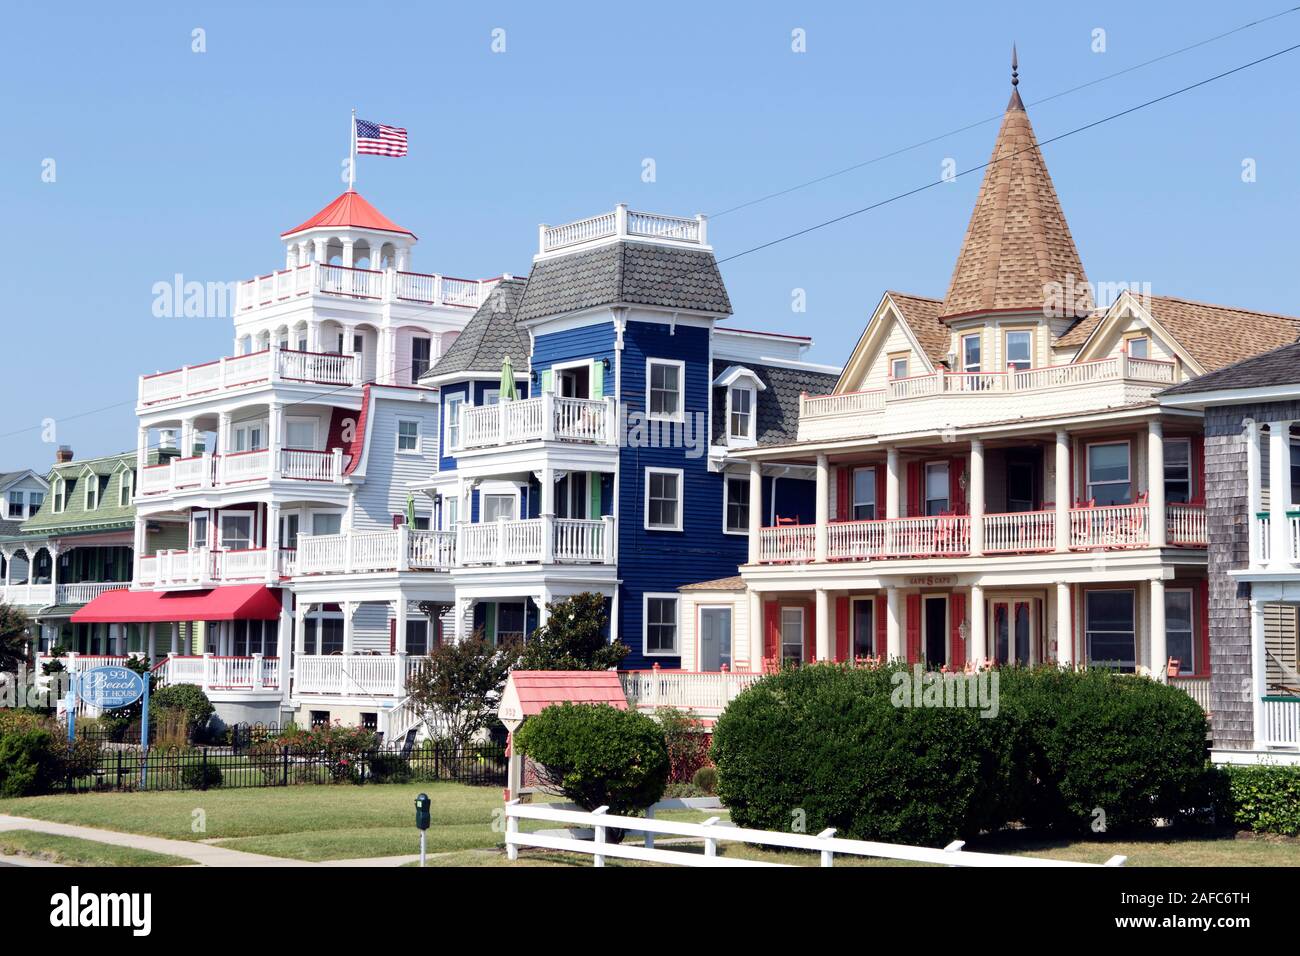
[0,447,150,661]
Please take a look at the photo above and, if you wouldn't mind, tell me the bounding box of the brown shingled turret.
[939,49,1090,319]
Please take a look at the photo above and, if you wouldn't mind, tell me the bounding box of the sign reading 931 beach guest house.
[77,666,145,709]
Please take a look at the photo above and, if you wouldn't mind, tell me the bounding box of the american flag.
[355,118,408,157]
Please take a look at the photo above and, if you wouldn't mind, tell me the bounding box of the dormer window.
[85,474,100,510]
[119,470,134,507]
[890,354,910,379]
[53,477,67,513]
[1005,330,1033,371]
[1125,335,1150,359]
[728,386,755,443]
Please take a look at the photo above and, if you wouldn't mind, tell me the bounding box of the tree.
[405,632,520,748]
[0,604,32,676]
[517,592,628,671]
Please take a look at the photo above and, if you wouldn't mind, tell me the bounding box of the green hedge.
[1222,765,1300,835]
[711,663,1208,845]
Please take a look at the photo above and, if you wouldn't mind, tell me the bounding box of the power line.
[708,4,1300,219]
[715,40,1300,265]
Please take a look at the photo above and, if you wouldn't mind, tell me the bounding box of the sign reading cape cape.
[77,666,145,709]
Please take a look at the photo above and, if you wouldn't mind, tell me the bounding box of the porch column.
[217,411,232,456]
[1250,598,1267,749]
[267,501,282,581]
[1150,578,1167,681]
[747,461,762,564]
[885,586,902,660]
[341,238,355,268]
[540,463,555,565]
[1055,582,1073,666]
[294,601,309,655]
[394,599,408,653]
[136,426,149,477]
[969,584,986,663]
[1268,421,1294,569]
[748,589,762,671]
[814,588,830,661]
[269,402,284,477]
[1148,421,1166,547]
[147,623,157,663]
[538,589,553,628]
[885,447,900,519]
[815,454,829,562]
[1246,420,1263,563]
[1054,430,1070,553]
[969,439,985,556]
[170,622,179,655]
[342,601,355,655]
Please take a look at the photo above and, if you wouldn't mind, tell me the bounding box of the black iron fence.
[65,741,507,793]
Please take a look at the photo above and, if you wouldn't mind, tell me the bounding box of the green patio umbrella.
[500,354,518,402]
[406,492,417,528]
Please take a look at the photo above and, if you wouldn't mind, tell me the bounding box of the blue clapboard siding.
[616,319,745,670]
[531,323,616,393]
[437,382,470,472]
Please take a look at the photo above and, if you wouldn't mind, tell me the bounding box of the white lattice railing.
[139,346,357,409]
[137,446,343,496]
[295,528,456,574]
[983,511,1056,554]
[279,448,342,482]
[620,670,763,715]
[219,449,271,484]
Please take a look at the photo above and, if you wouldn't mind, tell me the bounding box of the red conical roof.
[281,191,416,239]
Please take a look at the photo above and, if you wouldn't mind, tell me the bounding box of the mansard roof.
[711,358,839,447]
[515,241,732,323]
[425,278,529,380]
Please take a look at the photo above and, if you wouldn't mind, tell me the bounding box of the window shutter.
[905,594,922,663]
[907,462,923,517]
[875,464,886,518]
[804,603,817,663]
[950,592,967,669]
[1198,579,1210,677]
[540,369,553,394]
[836,468,851,521]
[590,360,603,399]
[763,601,780,666]
[1191,434,1206,503]
[388,618,396,654]
[588,472,602,518]
[835,597,850,661]
[949,457,967,515]
[875,596,888,658]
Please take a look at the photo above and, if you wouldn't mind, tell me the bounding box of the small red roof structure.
[498,670,627,730]
[281,190,416,239]
[72,584,284,623]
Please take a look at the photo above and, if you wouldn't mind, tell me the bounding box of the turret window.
[961,333,982,373]
[1005,330,1033,371]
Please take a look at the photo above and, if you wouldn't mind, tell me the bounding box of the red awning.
[71,585,283,624]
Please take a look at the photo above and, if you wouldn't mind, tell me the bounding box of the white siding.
[679,592,751,671]
[350,397,441,531]
[858,317,921,392]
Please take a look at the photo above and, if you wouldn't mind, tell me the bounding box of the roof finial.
[1007,43,1025,110]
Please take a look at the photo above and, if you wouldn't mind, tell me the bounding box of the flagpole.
[349,108,356,191]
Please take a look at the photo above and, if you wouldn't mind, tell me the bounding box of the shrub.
[712,663,1016,846]
[151,684,215,740]
[995,667,1208,833]
[367,752,413,784]
[0,729,62,797]
[691,765,718,795]
[181,761,224,790]
[1222,764,1300,835]
[657,707,712,783]
[514,703,669,834]
[250,723,379,784]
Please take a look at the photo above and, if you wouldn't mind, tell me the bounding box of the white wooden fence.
[503,800,1126,868]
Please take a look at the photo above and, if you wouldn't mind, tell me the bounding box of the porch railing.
[1068,503,1150,550]
[1260,696,1300,748]
[1166,502,1207,547]
[55,582,129,605]
[1168,675,1211,711]
[153,654,282,691]
[983,510,1056,553]
[292,654,428,697]
[138,346,358,407]
[619,670,763,715]
[138,548,294,586]
[539,206,706,253]
[454,394,617,450]
[294,527,457,574]
[0,582,55,606]
[137,446,344,495]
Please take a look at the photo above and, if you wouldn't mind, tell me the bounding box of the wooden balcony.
[136,548,296,587]
[756,504,1206,565]
[453,395,618,451]
[137,448,344,496]
[153,653,283,692]
[138,346,356,408]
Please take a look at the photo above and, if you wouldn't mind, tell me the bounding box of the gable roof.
[711,359,840,447]
[14,452,136,538]
[281,190,416,239]
[680,575,745,591]
[515,241,732,323]
[426,278,529,380]
[1163,340,1300,397]
[939,88,1089,319]
[889,292,949,365]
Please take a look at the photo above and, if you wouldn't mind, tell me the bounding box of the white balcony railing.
[294,518,614,575]
[539,205,707,254]
[620,670,763,715]
[0,582,55,606]
[236,261,498,314]
[1169,675,1211,711]
[139,346,358,407]
[1260,696,1300,748]
[757,504,1204,565]
[153,654,283,691]
[454,395,617,451]
[137,447,344,496]
[137,548,294,587]
[292,654,428,697]
[55,582,128,605]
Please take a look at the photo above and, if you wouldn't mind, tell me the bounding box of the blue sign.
[77,666,145,710]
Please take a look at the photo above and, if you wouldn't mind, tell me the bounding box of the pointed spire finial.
[1007,43,1025,111]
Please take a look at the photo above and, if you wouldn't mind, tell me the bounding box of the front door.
[699,607,732,671]
[990,598,1038,665]
[923,596,947,666]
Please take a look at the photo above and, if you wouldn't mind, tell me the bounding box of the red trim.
[763,601,779,662]
[389,618,397,654]
[949,456,967,515]
[875,596,887,658]
[906,462,923,518]
[905,594,922,664]
[1191,434,1206,501]
[836,467,851,522]
[803,602,816,663]
[835,596,850,662]
[950,592,967,669]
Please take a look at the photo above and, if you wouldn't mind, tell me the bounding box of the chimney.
[55,445,73,464]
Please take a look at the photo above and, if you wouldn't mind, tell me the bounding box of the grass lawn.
[0,830,194,867]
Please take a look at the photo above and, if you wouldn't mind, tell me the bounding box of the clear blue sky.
[4,0,1299,468]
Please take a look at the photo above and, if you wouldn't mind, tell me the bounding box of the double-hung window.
[924,462,950,516]
[961,333,981,373]
[26,492,43,516]
[1005,330,1033,371]
[1085,589,1136,671]
[192,512,209,549]
[780,607,805,665]
[647,360,684,420]
[1086,442,1131,505]
[397,419,420,454]
[219,513,253,551]
[411,337,431,383]
[481,494,515,522]
[728,386,754,442]
[1126,335,1151,359]
[1164,438,1191,503]
[644,595,679,656]
[853,467,877,520]
[645,468,683,531]
[6,492,22,519]
[119,472,133,507]
[724,475,749,533]
[1165,589,1196,675]
[445,395,464,450]
[890,355,909,379]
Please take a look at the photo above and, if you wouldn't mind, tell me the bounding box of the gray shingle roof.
[711,359,840,447]
[1162,340,1300,397]
[516,241,732,323]
[425,278,529,379]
